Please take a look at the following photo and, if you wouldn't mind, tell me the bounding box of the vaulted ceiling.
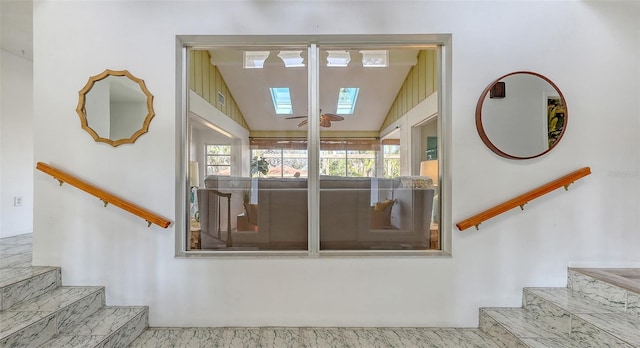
[209,48,420,132]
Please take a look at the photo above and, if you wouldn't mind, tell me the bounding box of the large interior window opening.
[181,36,447,256]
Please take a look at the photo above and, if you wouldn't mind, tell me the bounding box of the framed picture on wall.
[547,96,565,148]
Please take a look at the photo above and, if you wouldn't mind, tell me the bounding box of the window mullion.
[308,43,320,256]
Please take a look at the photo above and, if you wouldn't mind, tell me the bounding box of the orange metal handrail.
[456,167,591,231]
[36,162,171,228]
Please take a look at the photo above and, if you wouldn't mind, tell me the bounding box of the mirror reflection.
[76,70,154,147]
[476,71,567,159]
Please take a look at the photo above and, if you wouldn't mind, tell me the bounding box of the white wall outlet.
[14,196,23,206]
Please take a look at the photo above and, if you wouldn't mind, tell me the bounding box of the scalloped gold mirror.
[76,69,155,147]
[476,71,567,159]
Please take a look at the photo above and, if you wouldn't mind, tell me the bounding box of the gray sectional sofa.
[197,175,434,250]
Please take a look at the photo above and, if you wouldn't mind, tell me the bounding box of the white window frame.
[205,144,231,176]
[175,35,452,258]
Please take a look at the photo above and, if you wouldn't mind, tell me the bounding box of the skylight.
[360,50,388,67]
[277,50,305,67]
[244,51,270,69]
[336,88,359,114]
[270,88,293,114]
[326,50,351,67]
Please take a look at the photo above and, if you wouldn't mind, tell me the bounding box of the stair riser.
[569,315,634,348]
[478,309,528,348]
[0,269,60,310]
[0,314,57,347]
[568,270,632,313]
[523,291,571,334]
[100,308,148,348]
[57,290,106,332]
[524,291,636,348]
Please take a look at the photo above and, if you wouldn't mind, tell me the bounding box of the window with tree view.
[383,143,400,178]
[206,144,231,176]
[250,139,378,178]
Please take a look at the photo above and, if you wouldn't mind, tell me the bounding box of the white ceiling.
[0,0,33,60]
[210,48,419,132]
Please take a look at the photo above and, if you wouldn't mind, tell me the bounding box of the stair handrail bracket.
[456,167,591,231]
[36,161,171,228]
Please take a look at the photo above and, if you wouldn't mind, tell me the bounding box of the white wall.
[32,1,640,327]
[1,49,33,238]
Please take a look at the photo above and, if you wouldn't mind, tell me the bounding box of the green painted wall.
[189,50,249,129]
[380,49,437,130]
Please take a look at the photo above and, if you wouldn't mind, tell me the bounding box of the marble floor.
[129,327,503,348]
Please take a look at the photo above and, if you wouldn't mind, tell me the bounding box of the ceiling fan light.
[278,50,305,67]
[244,51,270,69]
[327,50,351,67]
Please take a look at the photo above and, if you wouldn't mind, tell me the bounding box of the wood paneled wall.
[189,50,249,130]
[379,50,437,130]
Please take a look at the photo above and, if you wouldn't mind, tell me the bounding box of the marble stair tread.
[479,308,621,348]
[571,268,640,295]
[0,267,61,311]
[39,306,148,348]
[0,244,33,257]
[0,287,104,345]
[0,266,58,288]
[569,269,640,316]
[0,253,32,268]
[0,243,32,256]
[0,309,55,340]
[481,308,566,339]
[62,306,147,335]
[8,286,104,313]
[524,287,619,314]
[0,234,33,245]
[574,312,640,346]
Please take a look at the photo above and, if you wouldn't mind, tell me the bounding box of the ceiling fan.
[286,110,344,128]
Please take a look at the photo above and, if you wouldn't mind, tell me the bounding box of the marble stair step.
[523,287,639,347]
[0,266,61,310]
[0,286,105,347]
[0,242,32,256]
[568,268,640,315]
[0,252,32,268]
[524,287,619,315]
[479,307,626,348]
[523,287,617,335]
[40,306,148,348]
